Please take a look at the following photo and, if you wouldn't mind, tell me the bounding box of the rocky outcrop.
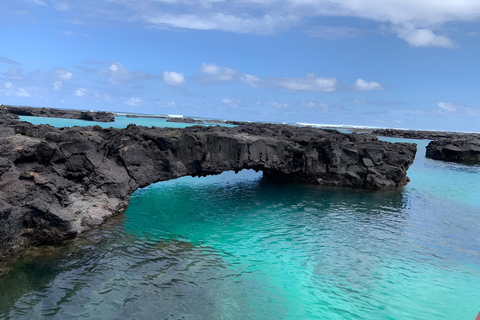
[4,105,115,122]
[166,117,203,124]
[0,118,416,259]
[0,105,19,121]
[372,128,480,141]
[125,114,168,119]
[426,139,480,163]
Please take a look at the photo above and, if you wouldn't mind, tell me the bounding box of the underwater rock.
[0,119,416,259]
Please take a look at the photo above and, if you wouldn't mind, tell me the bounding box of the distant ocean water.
[1,117,479,319]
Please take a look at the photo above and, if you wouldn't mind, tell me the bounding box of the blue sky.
[1,0,480,131]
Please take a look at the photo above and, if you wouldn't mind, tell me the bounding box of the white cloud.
[54,2,70,11]
[198,63,348,92]
[271,101,288,108]
[67,0,480,47]
[25,0,47,6]
[199,63,241,84]
[354,78,385,91]
[438,101,457,112]
[98,62,150,85]
[16,88,30,97]
[396,25,457,48]
[270,73,338,92]
[298,99,335,114]
[299,99,328,109]
[241,74,263,87]
[163,71,186,86]
[53,81,63,91]
[199,63,337,91]
[5,82,13,89]
[144,12,295,35]
[73,88,88,97]
[222,98,242,108]
[437,101,480,116]
[125,97,142,106]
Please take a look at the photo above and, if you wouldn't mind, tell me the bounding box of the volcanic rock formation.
[0,117,416,259]
[426,139,480,164]
[3,105,115,122]
[372,128,480,141]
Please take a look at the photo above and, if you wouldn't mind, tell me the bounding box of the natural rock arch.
[0,121,416,259]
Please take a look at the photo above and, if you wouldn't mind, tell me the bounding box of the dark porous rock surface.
[4,105,115,122]
[125,114,168,119]
[166,117,204,124]
[426,139,480,164]
[372,128,480,141]
[0,105,19,121]
[0,116,416,259]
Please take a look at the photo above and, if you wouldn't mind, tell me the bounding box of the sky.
[1,0,480,131]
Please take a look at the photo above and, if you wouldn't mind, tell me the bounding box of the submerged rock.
[0,119,416,259]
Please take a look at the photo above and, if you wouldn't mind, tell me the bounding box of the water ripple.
[1,170,480,319]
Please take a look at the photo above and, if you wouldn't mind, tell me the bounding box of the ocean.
[0,117,479,319]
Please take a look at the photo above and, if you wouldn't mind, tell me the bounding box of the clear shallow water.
[18,115,234,129]
[1,124,480,319]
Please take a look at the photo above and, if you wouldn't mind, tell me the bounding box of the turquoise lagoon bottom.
[1,139,480,319]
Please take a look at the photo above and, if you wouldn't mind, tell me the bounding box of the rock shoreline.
[370,128,480,164]
[426,139,480,164]
[2,105,115,122]
[0,116,416,259]
[372,128,480,141]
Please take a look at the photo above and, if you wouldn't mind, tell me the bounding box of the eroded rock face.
[426,139,480,164]
[0,119,416,259]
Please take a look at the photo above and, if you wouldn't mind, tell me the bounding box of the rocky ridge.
[372,128,480,140]
[0,116,416,259]
[3,105,115,122]
[371,128,480,164]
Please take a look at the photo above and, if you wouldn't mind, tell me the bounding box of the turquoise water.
[1,122,480,319]
[17,115,234,129]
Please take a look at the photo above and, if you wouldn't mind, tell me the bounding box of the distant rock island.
[0,113,416,259]
[2,105,115,122]
[372,128,480,141]
[371,128,480,164]
[426,139,480,164]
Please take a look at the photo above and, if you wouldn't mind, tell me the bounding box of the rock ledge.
[0,118,416,259]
